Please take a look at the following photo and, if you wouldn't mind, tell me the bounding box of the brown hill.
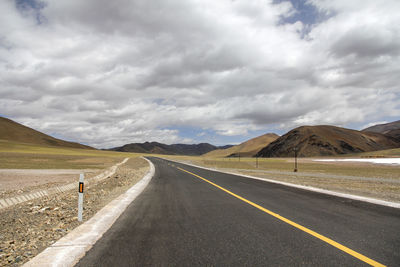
[256,125,400,157]
[110,142,226,156]
[362,120,400,140]
[384,129,400,140]
[0,117,93,149]
[205,133,279,157]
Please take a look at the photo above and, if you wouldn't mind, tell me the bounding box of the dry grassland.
[0,140,142,169]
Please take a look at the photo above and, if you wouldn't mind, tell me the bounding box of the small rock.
[39,207,50,213]
[15,256,22,263]
[30,206,40,212]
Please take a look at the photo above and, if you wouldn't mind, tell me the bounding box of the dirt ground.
[0,157,149,266]
[0,169,100,194]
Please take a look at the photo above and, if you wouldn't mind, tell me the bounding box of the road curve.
[76,157,400,266]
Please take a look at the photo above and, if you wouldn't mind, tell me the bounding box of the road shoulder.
[21,157,155,267]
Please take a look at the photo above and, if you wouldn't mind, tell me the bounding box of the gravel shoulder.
[0,157,149,266]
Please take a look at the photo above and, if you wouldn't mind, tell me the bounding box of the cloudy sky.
[1,0,399,148]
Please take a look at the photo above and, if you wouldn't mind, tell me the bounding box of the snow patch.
[314,158,400,165]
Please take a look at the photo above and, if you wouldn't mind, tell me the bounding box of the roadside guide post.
[256,156,258,168]
[294,147,298,172]
[78,173,84,222]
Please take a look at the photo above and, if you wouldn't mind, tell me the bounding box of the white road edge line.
[163,158,400,209]
[23,157,155,267]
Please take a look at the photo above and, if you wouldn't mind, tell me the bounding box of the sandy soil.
[0,169,105,200]
[0,169,99,191]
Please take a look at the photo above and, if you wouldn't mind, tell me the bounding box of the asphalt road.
[76,157,400,266]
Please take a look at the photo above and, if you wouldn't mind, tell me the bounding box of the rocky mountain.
[256,125,400,157]
[0,117,93,149]
[362,120,400,140]
[110,142,228,155]
[205,133,279,157]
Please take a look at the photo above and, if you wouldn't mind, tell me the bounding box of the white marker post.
[78,173,84,222]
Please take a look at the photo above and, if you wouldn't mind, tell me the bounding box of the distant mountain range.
[0,117,93,150]
[110,121,400,157]
[256,125,400,157]
[205,133,279,157]
[2,116,399,157]
[109,142,233,156]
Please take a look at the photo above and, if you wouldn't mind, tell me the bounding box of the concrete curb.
[164,158,400,209]
[0,158,129,210]
[23,157,155,267]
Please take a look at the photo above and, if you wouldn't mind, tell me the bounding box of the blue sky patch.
[15,0,47,24]
[274,0,334,37]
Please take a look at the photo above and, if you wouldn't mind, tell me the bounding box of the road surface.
[76,157,400,266]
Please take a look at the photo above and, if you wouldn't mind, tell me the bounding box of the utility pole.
[294,147,298,172]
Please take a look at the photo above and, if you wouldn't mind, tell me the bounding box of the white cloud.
[0,0,399,148]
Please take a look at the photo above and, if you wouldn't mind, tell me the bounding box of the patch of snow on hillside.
[314,158,400,165]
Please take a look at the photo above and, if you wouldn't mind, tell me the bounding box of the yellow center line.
[177,167,386,267]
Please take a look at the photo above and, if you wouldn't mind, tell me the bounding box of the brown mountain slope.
[384,129,400,140]
[0,117,93,149]
[362,120,400,140]
[256,125,400,157]
[205,133,279,157]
